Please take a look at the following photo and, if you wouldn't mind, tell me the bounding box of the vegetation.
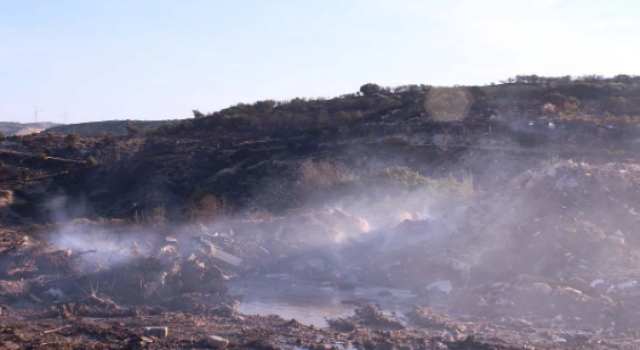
[150,75,640,137]
[367,166,429,190]
[65,133,79,147]
[299,159,357,189]
[186,195,232,222]
[48,120,171,136]
[126,122,140,135]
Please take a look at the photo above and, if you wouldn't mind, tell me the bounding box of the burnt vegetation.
[3,76,640,349]
[3,76,640,223]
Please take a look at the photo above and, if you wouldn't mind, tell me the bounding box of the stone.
[205,335,229,349]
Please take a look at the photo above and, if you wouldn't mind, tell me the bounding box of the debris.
[45,288,64,299]
[208,244,242,267]
[140,336,155,343]
[590,279,605,288]
[426,280,452,294]
[144,326,168,338]
[451,259,471,283]
[554,174,579,190]
[328,317,357,332]
[353,305,405,329]
[205,335,229,349]
[29,293,43,304]
[617,280,637,291]
[43,325,71,334]
[376,341,394,350]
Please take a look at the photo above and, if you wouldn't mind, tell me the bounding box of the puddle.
[239,300,352,328]
[228,275,417,328]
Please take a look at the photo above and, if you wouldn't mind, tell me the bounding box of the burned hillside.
[3,78,640,349]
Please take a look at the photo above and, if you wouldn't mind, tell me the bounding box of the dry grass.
[299,159,357,189]
[425,172,475,199]
[186,195,232,222]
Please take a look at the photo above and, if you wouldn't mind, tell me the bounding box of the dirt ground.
[4,120,640,349]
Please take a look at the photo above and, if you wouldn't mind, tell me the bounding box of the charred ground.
[2,77,640,349]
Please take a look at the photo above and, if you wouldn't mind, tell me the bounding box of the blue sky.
[1,0,639,123]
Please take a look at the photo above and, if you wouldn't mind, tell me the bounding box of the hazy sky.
[1,0,639,124]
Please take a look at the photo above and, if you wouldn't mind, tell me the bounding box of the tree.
[359,83,381,96]
[192,110,205,118]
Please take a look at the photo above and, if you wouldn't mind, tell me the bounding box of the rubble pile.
[344,160,640,333]
[328,305,405,331]
[0,226,248,312]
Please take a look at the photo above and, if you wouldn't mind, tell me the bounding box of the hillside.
[0,122,61,136]
[155,75,640,137]
[4,76,640,220]
[3,75,640,348]
[47,119,173,136]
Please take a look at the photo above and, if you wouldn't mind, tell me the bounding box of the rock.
[0,342,20,350]
[555,174,579,190]
[205,335,229,349]
[140,336,155,343]
[244,340,281,350]
[363,340,377,350]
[376,341,394,350]
[432,342,447,350]
[328,317,356,332]
[144,326,168,338]
[231,315,246,322]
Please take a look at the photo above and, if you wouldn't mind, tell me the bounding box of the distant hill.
[47,119,173,136]
[0,122,61,136]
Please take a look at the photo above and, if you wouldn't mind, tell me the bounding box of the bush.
[126,123,140,135]
[65,133,79,147]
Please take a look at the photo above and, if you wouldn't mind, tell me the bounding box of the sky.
[1,0,639,124]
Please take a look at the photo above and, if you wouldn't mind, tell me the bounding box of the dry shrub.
[245,209,271,222]
[186,195,232,222]
[300,159,357,189]
[425,172,475,199]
